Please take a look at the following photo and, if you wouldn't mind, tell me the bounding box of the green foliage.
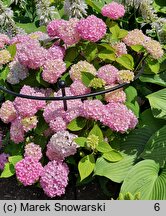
[74,137,87,147]
[121,160,166,200]
[96,141,113,153]
[7,44,16,59]
[147,88,166,119]
[102,150,123,162]
[81,72,96,87]
[116,54,135,70]
[0,66,9,82]
[140,72,166,87]
[78,154,95,181]
[118,192,141,200]
[89,124,103,141]
[67,117,87,131]
[141,125,166,167]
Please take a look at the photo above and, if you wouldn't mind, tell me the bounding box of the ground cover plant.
[0,0,166,200]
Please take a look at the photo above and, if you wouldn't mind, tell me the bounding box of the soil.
[0,176,118,200]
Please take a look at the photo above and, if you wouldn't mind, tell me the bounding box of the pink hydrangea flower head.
[40,160,69,197]
[0,100,17,123]
[10,34,30,45]
[7,60,29,84]
[15,156,44,186]
[143,39,164,59]
[117,70,134,84]
[69,60,96,81]
[70,80,91,96]
[105,85,126,103]
[97,64,118,85]
[14,85,46,117]
[24,143,42,161]
[21,116,38,132]
[42,59,66,84]
[46,131,78,161]
[101,102,138,133]
[0,153,9,170]
[49,117,67,133]
[80,99,104,121]
[47,19,66,38]
[47,45,65,60]
[10,117,24,144]
[29,31,50,41]
[77,15,107,42]
[112,42,127,57]
[123,29,147,46]
[0,34,10,48]
[58,18,81,45]
[101,2,125,20]
[16,39,47,69]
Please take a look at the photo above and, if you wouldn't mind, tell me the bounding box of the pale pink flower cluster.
[97,64,118,85]
[10,117,25,144]
[80,100,138,132]
[0,50,11,67]
[123,29,147,46]
[24,143,42,161]
[47,19,66,38]
[43,88,82,132]
[0,100,17,123]
[0,34,10,49]
[7,60,29,84]
[144,39,164,59]
[10,34,30,45]
[101,2,125,20]
[0,153,9,170]
[15,156,43,186]
[112,42,127,57]
[70,80,91,96]
[40,160,69,197]
[69,60,97,81]
[21,116,38,132]
[58,18,81,45]
[47,45,65,60]
[16,39,46,69]
[77,15,107,42]
[101,103,138,133]
[46,131,78,161]
[14,85,46,117]
[42,59,66,84]
[117,70,134,84]
[105,85,126,103]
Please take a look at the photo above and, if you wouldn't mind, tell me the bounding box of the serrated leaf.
[125,86,137,103]
[74,137,87,147]
[0,163,15,178]
[102,150,123,162]
[116,54,134,70]
[67,117,87,131]
[89,124,103,141]
[78,154,95,181]
[121,159,166,200]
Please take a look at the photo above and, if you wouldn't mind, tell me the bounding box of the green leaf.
[36,70,49,87]
[89,124,103,141]
[116,54,134,70]
[0,163,15,178]
[102,150,123,162]
[96,141,113,152]
[74,137,87,147]
[8,155,23,167]
[84,43,98,62]
[4,141,24,156]
[86,0,105,12]
[121,160,166,200]
[118,29,128,39]
[125,101,140,117]
[16,22,38,34]
[7,44,16,59]
[144,58,160,74]
[98,49,116,61]
[34,135,48,150]
[146,88,166,119]
[140,72,166,87]
[67,117,87,131]
[81,72,95,87]
[141,125,166,167]
[34,114,49,135]
[78,154,95,181]
[94,153,135,183]
[0,66,9,82]
[131,45,145,52]
[125,86,137,103]
[65,47,79,63]
[109,24,121,41]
